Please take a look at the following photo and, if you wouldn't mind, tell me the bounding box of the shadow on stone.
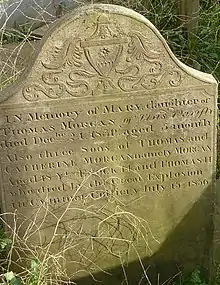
[69,181,215,285]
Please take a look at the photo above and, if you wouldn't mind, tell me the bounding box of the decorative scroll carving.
[168,70,183,86]
[22,84,48,102]
[126,32,160,62]
[23,14,183,101]
[42,38,83,70]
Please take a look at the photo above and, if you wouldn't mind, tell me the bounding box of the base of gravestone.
[2,182,213,285]
[70,185,213,285]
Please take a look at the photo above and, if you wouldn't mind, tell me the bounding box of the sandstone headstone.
[0,4,218,283]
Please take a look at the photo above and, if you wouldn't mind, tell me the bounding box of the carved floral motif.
[23,14,183,101]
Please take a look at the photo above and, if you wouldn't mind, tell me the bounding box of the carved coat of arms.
[23,14,182,101]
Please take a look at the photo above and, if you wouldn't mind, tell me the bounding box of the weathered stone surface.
[32,23,53,37]
[0,4,218,283]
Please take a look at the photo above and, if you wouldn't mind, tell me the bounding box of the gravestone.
[0,4,218,284]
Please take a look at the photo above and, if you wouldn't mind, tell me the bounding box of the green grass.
[108,0,220,83]
[1,0,219,88]
[104,0,220,176]
[2,0,219,81]
[174,270,208,285]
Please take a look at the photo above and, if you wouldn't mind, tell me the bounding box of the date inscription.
[0,92,215,213]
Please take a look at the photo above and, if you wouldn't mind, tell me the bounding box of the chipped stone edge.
[0,3,218,104]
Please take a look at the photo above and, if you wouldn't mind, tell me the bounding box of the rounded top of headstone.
[0,4,217,104]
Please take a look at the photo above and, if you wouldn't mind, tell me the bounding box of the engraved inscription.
[0,5,217,279]
[0,90,215,214]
